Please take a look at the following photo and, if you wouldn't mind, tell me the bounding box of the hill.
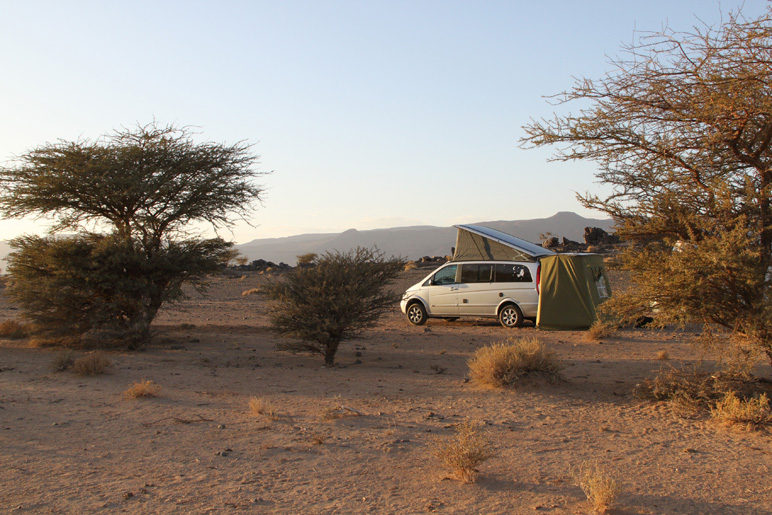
[236,212,613,264]
[0,212,613,268]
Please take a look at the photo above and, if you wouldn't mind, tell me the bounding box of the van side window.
[460,264,493,283]
[431,265,458,285]
[494,264,532,283]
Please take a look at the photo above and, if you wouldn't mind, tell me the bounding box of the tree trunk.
[324,342,339,366]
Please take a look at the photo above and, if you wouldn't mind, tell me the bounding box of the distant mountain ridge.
[0,212,614,270]
[236,212,614,265]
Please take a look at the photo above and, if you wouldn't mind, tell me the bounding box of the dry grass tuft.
[583,320,617,342]
[72,352,112,376]
[0,320,29,339]
[404,261,418,271]
[657,350,669,360]
[123,379,161,399]
[430,419,496,483]
[242,288,261,297]
[249,396,280,420]
[572,461,621,514]
[468,337,562,388]
[50,350,76,372]
[711,391,772,430]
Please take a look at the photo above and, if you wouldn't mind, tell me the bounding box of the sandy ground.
[1,269,771,515]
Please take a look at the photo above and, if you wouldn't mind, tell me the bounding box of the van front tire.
[499,304,524,328]
[406,302,427,326]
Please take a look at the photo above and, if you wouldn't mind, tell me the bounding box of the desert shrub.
[571,461,620,514]
[634,366,772,416]
[0,320,28,339]
[711,392,772,430]
[264,247,405,365]
[72,352,112,376]
[634,367,728,413]
[7,234,233,348]
[583,320,617,342]
[50,350,75,372]
[0,123,263,348]
[430,419,496,483]
[296,253,317,265]
[656,350,669,361]
[242,288,261,296]
[123,379,161,399]
[249,396,279,420]
[468,337,562,388]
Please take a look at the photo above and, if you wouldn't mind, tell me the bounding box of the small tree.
[522,7,772,364]
[265,247,405,365]
[0,122,264,346]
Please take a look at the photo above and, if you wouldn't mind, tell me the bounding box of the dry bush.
[404,261,418,271]
[430,419,496,483]
[633,366,772,416]
[242,288,261,297]
[711,392,772,430]
[657,350,669,360]
[72,352,112,376]
[123,379,161,399]
[633,367,728,414]
[249,396,279,420]
[583,320,617,342]
[0,320,29,339]
[468,337,562,388]
[50,350,75,372]
[572,461,621,514]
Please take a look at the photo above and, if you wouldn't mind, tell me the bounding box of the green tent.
[536,254,612,330]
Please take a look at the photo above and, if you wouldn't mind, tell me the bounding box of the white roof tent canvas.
[452,224,555,262]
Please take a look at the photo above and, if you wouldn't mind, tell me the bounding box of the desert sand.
[1,268,771,515]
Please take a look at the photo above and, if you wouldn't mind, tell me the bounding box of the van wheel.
[499,304,523,328]
[406,302,427,325]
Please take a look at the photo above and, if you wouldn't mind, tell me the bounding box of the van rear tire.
[499,304,523,328]
[406,302,427,326]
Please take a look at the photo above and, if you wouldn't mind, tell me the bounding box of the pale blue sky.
[1,0,768,243]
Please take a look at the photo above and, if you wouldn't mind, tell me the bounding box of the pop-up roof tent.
[536,253,612,330]
[452,225,611,330]
[453,224,555,262]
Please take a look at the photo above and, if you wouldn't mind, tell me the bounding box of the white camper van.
[400,225,555,328]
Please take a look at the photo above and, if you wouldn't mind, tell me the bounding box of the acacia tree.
[264,247,405,366]
[522,8,772,364]
[0,123,264,347]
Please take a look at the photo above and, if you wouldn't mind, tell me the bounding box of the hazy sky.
[1,0,768,243]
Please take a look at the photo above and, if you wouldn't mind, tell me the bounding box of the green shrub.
[264,247,404,365]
